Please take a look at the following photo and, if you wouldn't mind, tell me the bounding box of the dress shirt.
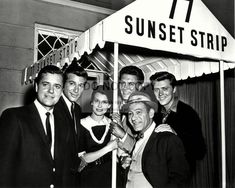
[126,122,156,188]
[62,94,73,116]
[34,99,55,158]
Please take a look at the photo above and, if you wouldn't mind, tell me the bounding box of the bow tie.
[136,132,144,141]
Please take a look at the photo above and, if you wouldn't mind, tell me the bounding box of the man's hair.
[63,59,88,85]
[150,71,177,88]
[119,65,145,84]
[91,84,113,104]
[34,65,63,84]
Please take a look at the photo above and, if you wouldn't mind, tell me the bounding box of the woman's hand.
[106,139,118,152]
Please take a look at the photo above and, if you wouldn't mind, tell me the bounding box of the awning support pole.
[219,60,226,188]
[112,42,119,188]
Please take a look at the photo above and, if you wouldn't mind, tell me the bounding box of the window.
[34,24,99,70]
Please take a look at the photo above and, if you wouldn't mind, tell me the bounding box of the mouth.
[96,108,103,112]
[70,93,79,99]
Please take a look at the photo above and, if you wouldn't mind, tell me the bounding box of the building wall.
[0,0,112,114]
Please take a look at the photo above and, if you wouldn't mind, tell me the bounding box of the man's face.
[91,92,111,117]
[119,74,141,101]
[36,73,63,111]
[63,73,86,102]
[128,102,154,133]
[152,79,176,110]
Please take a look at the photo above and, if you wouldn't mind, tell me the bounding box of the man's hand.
[110,121,126,139]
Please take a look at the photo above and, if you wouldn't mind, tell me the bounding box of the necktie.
[46,112,52,148]
[71,102,77,133]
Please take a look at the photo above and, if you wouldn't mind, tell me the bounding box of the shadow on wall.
[23,85,36,105]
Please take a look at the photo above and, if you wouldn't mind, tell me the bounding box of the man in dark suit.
[0,65,76,188]
[121,91,189,187]
[54,60,88,185]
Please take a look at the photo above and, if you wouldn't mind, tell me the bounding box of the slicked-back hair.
[150,71,177,88]
[63,61,88,85]
[34,65,63,85]
[119,65,145,84]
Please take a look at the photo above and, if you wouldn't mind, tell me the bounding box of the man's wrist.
[119,132,128,142]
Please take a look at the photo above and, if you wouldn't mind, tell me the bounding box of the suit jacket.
[153,100,206,173]
[141,131,190,188]
[54,97,82,185]
[54,97,82,150]
[0,103,76,188]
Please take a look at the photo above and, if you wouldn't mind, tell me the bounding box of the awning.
[22,0,235,84]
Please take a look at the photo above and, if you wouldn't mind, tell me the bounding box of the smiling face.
[63,73,86,102]
[91,92,111,117]
[152,79,176,110]
[128,102,154,133]
[119,74,141,101]
[35,73,63,111]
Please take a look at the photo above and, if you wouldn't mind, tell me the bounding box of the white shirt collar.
[62,93,73,115]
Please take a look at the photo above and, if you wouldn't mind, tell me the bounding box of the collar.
[137,121,156,140]
[161,96,179,114]
[62,93,73,113]
[34,99,53,116]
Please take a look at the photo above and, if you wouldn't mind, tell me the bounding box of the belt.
[88,154,111,167]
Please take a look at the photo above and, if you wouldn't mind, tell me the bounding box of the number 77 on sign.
[169,0,193,23]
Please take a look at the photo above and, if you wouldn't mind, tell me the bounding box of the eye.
[55,85,62,89]
[136,110,141,115]
[68,81,75,86]
[78,83,85,88]
[41,82,49,87]
[102,101,109,105]
[128,112,133,116]
[129,82,136,88]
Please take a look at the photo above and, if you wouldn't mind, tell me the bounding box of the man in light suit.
[122,91,189,188]
[54,59,88,186]
[0,65,76,188]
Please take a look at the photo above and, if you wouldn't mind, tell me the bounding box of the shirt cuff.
[119,132,128,143]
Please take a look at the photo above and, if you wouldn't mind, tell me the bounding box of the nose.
[131,113,137,121]
[159,89,164,96]
[48,85,54,94]
[74,85,79,93]
[98,101,102,108]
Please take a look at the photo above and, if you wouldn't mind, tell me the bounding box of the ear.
[137,83,143,91]
[173,86,177,94]
[149,108,155,118]
[107,104,111,109]
[35,83,38,93]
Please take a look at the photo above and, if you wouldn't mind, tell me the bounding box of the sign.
[103,0,235,62]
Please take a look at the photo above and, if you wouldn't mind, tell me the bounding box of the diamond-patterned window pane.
[35,24,80,62]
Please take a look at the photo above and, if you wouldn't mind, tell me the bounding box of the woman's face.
[91,92,111,117]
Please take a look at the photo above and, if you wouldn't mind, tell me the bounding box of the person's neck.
[140,120,153,134]
[91,113,104,122]
[164,99,175,111]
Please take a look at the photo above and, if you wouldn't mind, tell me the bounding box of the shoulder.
[151,131,183,146]
[80,116,92,130]
[1,105,31,117]
[178,100,194,111]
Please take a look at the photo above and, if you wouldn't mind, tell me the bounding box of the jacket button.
[53,168,55,172]
[50,184,54,188]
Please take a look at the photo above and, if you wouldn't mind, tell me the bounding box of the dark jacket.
[142,131,190,188]
[0,103,76,187]
[154,100,206,174]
